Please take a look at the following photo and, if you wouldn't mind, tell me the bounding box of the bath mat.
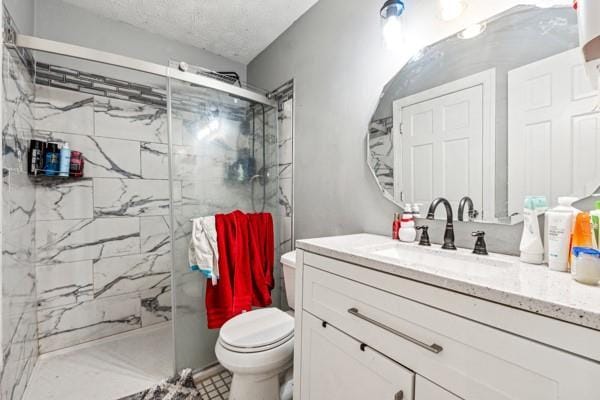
[119,369,202,400]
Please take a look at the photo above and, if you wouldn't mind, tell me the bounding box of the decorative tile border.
[34,62,250,121]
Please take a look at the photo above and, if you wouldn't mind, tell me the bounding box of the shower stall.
[1,8,280,400]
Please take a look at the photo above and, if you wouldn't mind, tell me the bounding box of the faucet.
[426,197,457,250]
[457,196,478,222]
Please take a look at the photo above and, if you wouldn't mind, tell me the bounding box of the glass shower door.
[167,70,279,371]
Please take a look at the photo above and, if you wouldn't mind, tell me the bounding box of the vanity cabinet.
[300,311,414,400]
[415,376,461,400]
[294,251,600,400]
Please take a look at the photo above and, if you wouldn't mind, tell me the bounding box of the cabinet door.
[415,375,462,400]
[300,311,414,400]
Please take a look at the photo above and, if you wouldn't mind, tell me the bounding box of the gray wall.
[248,0,536,255]
[8,0,246,82]
[4,0,34,35]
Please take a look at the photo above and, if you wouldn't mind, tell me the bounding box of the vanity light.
[439,0,467,21]
[458,23,486,39]
[380,0,405,50]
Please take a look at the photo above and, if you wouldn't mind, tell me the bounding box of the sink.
[359,242,515,271]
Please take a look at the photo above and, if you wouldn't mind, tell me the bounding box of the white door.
[398,85,484,218]
[300,311,414,400]
[508,47,600,215]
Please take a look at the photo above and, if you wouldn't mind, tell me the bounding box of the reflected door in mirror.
[394,83,484,219]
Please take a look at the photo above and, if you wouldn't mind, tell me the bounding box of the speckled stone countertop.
[296,234,600,331]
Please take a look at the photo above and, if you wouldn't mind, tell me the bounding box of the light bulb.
[382,15,403,50]
[439,0,466,21]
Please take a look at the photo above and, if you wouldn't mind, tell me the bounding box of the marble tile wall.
[31,79,280,363]
[32,85,181,354]
[1,47,38,400]
[278,98,294,309]
[368,116,394,195]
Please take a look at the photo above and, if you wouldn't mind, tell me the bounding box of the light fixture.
[439,0,467,21]
[380,0,405,50]
[457,23,486,39]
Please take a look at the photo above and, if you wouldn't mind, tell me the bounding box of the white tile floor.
[23,322,173,400]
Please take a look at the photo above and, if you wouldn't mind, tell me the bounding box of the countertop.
[296,234,600,331]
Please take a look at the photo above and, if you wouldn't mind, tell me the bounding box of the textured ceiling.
[59,0,320,64]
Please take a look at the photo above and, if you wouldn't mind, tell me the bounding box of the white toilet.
[215,251,296,400]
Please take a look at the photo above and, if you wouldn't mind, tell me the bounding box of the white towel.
[188,216,220,285]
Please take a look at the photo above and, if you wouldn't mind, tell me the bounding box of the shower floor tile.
[22,322,173,400]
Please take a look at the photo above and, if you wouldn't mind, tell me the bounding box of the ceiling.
[59,0,320,64]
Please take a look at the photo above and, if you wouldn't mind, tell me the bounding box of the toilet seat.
[218,308,294,354]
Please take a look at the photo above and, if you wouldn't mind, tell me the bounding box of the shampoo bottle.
[59,142,71,177]
[544,197,579,262]
[44,142,60,176]
[546,197,577,272]
[519,196,546,264]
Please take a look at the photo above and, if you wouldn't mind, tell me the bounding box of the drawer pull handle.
[347,307,443,354]
[395,390,404,400]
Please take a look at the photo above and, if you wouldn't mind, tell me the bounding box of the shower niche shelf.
[28,172,85,184]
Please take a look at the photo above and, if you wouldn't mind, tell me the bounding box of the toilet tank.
[281,251,296,309]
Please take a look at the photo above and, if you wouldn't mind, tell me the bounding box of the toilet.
[215,251,296,400]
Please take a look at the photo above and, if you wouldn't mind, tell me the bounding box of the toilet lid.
[220,308,294,351]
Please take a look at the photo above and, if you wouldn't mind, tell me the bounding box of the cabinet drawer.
[300,311,414,400]
[302,264,600,400]
[415,375,462,400]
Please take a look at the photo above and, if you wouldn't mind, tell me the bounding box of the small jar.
[69,151,84,177]
[571,247,600,285]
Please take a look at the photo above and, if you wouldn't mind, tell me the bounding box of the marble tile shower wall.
[278,98,293,308]
[31,81,281,356]
[31,84,182,354]
[1,49,38,400]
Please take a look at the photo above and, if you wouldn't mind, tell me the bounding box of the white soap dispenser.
[519,196,547,265]
[399,210,417,242]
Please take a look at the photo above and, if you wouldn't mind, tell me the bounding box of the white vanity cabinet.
[300,311,413,400]
[294,250,600,400]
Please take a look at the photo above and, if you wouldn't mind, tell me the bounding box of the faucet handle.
[472,231,488,255]
[416,226,431,246]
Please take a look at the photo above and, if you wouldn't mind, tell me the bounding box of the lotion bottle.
[519,196,547,264]
[544,197,579,262]
[546,197,577,272]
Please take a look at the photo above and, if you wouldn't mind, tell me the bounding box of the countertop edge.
[296,238,600,332]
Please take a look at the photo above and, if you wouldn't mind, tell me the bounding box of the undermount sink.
[359,241,515,271]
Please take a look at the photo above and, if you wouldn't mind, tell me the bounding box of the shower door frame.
[13,35,276,107]
[12,33,277,375]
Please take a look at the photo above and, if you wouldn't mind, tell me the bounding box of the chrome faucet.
[426,197,457,250]
[457,196,478,222]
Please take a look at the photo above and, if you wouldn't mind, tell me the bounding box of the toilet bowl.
[215,251,296,400]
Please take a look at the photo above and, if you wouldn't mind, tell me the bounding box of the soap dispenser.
[399,211,417,242]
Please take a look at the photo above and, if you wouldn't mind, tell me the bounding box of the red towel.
[248,212,274,307]
[205,210,275,329]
